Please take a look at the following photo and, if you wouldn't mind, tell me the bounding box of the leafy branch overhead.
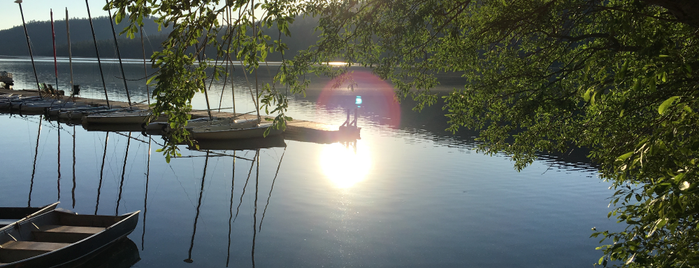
[110,0,698,266]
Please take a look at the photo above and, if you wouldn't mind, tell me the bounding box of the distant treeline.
[0,15,321,61]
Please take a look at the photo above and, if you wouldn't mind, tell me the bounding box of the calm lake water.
[0,57,619,267]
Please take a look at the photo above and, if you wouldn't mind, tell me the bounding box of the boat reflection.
[319,140,372,189]
[70,238,140,268]
[189,136,286,151]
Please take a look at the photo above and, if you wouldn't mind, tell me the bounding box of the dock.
[0,88,360,145]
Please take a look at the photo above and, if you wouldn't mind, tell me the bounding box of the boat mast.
[85,0,110,108]
[66,9,75,99]
[15,0,42,99]
[105,0,132,107]
[51,9,59,96]
[140,26,150,105]
[252,2,261,123]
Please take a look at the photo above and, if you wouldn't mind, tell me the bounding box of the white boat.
[81,109,152,125]
[189,119,282,140]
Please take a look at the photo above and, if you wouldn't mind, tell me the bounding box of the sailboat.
[187,6,282,141]
[188,117,282,140]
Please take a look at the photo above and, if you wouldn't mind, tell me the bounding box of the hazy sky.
[3,0,117,31]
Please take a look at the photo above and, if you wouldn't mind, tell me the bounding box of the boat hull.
[0,210,139,268]
[0,202,59,229]
[190,123,283,140]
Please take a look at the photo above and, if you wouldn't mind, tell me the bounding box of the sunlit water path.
[0,58,619,267]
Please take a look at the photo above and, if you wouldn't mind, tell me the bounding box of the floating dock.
[0,88,360,145]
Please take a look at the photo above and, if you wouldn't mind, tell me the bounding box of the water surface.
[0,58,619,267]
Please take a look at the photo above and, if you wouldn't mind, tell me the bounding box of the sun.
[319,142,372,189]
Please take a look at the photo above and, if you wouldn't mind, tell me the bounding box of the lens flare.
[317,71,401,127]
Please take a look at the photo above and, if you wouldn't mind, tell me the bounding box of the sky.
[3,0,126,31]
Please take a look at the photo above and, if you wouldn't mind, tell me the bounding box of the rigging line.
[111,131,165,147]
[167,161,196,209]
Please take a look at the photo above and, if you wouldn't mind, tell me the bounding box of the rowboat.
[0,202,59,229]
[0,209,139,267]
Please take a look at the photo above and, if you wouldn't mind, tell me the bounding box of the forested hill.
[0,15,320,61]
[0,16,169,59]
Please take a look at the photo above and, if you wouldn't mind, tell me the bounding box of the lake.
[0,57,619,267]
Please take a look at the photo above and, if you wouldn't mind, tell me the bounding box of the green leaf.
[617,152,633,161]
[583,88,593,102]
[658,96,680,115]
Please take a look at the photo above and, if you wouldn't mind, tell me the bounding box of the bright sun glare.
[319,142,372,189]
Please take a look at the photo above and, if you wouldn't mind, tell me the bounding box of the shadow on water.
[67,238,141,268]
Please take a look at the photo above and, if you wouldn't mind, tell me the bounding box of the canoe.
[0,209,139,267]
[0,202,59,229]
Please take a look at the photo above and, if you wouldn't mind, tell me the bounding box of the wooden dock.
[0,88,360,145]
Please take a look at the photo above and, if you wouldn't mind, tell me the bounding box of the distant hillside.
[0,16,169,59]
[0,15,321,61]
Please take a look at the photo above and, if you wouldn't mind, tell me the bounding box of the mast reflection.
[115,132,132,215]
[142,136,151,250]
[252,149,259,268]
[184,151,210,264]
[260,147,286,232]
[28,115,43,207]
[226,151,236,267]
[95,132,109,215]
[57,121,61,201]
[71,125,76,208]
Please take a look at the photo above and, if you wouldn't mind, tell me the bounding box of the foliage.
[111,0,699,266]
[297,0,698,266]
[110,0,302,160]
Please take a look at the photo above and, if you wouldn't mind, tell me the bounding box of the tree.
[112,0,698,266]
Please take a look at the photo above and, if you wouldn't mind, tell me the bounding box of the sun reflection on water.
[319,142,372,189]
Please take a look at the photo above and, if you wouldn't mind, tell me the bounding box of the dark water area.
[0,58,619,267]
